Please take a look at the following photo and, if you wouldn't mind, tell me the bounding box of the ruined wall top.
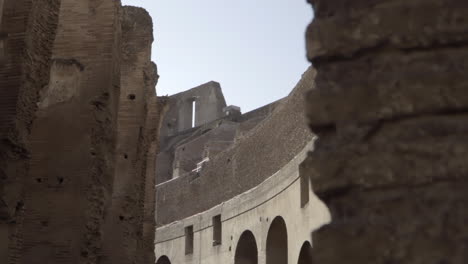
[159,81,228,139]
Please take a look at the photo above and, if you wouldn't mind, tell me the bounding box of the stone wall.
[0,1,162,264]
[22,0,122,263]
[101,6,159,264]
[0,0,61,263]
[159,81,227,138]
[156,67,315,226]
[301,0,468,263]
[154,140,329,264]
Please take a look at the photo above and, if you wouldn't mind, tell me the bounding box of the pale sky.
[121,0,313,112]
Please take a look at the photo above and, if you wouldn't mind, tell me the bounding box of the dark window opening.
[213,214,222,246]
[300,173,309,207]
[185,225,194,255]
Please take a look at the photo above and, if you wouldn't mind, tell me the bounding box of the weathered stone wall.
[156,67,315,226]
[159,81,227,138]
[154,140,329,264]
[1,1,162,264]
[101,6,159,264]
[20,0,122,263]
[302,0,468,263]
[0,0,61,263]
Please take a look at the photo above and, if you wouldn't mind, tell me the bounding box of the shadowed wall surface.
[0,0,61,262]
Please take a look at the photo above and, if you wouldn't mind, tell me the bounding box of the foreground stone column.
[302,0,468,263]
[20,0,121,263]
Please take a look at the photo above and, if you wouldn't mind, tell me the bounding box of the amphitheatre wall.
[154,139,330,264]
[155,67,316,226]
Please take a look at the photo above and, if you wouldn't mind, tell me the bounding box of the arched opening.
[297,241,313,264]
[156,255,171,264]
[235,230,258,264]
[266,216,288,264]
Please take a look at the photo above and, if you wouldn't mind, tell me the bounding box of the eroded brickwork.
[0,0,61,263]
[302,1,468,263]
[1,1,162,264]
[101,6,160,264]
[20,0,121,263]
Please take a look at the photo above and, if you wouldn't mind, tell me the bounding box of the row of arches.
[156,216,313,264]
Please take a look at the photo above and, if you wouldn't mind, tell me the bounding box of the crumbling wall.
[101,6,159,264]
[0,0,61,263]
[301,0,468,263]
[20,0,122,263]
[159,81,227,138]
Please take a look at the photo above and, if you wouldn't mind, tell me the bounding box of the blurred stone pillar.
[301,0,468,263]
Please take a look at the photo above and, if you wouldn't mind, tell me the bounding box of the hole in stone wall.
[297,241,313,264]
[58,177,64,184]
[119,215,124,221]
[15,201,24,213]
[300,173,310,207]
[156,256,172,264]
[212,214,222,246]
[185,226,193,255]
[36,178,42,183]
[124,154,128,159]
[266,217,288,264]
[185,225,194,255]
[234,230,258,264]
[128,94,136,100]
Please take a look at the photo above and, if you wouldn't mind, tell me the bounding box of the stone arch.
[156,255,171,264]
[235,230,258,264]
[297,241,313,264]
[266,216,288,264]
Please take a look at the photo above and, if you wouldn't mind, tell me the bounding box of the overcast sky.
[121,0,313,112]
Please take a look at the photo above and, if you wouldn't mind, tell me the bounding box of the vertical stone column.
[0,0,61,263]
[101,6,160,264]
[301,0,468,263]
[20,0,121,263]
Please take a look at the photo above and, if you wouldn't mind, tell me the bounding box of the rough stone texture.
[156,67,315,226]
[302,0,468,263]
[141,96,166,264]
[0,0,61,263]
[1,1,163,264]
[101,6,160,264]
[19,0,122,263]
